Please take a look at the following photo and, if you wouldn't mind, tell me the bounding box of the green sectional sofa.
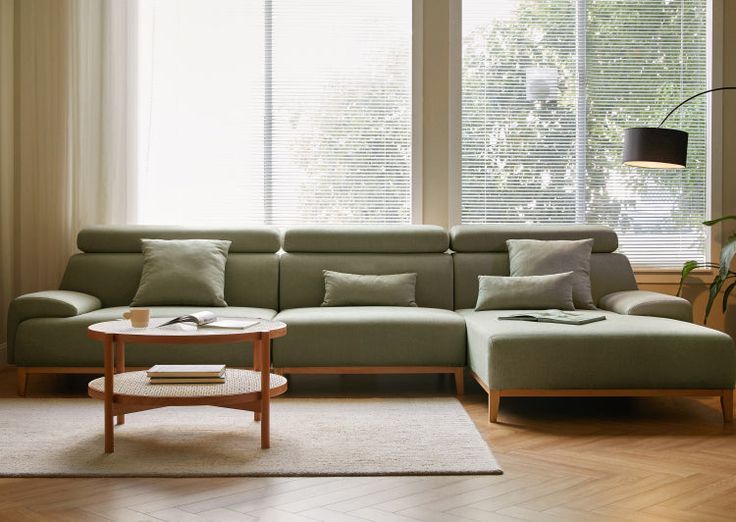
[6,224,735,423]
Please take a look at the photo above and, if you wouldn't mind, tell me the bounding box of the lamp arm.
[659,86,736,127]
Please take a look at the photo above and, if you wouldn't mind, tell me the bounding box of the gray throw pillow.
[475,272,575,311]
[131,239,231,306]
[506,238,596,309]
[321,271,418,307]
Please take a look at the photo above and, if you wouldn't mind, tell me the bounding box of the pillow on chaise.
[321,271,418,307]
[506,238,595,309]
[131,238,231,306]
[475,272,575,311]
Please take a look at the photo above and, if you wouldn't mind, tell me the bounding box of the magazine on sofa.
[158,311,259,330]
[498,310,606,325]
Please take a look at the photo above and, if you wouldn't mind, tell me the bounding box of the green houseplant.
[678,216,736,324]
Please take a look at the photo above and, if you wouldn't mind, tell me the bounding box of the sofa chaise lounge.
[7,224,735,422]
[451,225,735,422]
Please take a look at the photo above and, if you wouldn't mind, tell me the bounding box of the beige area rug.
[0,397,502,477]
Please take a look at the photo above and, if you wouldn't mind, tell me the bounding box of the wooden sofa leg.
[721,389,734,423]
[454,368,464,396]
[488,390,500,423]
[16,367,28,397]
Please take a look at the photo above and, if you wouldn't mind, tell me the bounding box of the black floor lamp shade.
[623,88,736,169]
[623,127,688,169]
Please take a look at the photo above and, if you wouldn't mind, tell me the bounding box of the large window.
[138,0,412,226]
[462,0,708,266]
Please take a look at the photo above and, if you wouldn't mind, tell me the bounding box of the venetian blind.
[462,0,708,267]
[138,0,267,225]
[137,0,412,226]
[268,1,412,225]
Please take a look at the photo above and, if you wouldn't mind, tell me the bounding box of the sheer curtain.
[0,0,14,350]
[0,0,137,345]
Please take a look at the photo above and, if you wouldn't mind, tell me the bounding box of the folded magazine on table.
[157,311,258,330]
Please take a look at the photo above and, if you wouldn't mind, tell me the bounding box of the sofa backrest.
[59,226,281,309]
[279,226,454,310]
[57,224,638,311]
[450,225,638,310]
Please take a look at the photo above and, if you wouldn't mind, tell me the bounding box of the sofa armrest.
[598,290,692,322]
[7,290,102,363]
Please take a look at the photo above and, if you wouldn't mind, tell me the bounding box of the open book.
[498,310,606,325]
[157,311,259,330]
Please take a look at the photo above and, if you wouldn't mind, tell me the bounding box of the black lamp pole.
[623,86,736,169]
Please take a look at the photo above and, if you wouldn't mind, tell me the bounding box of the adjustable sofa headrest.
[282,225,449,253]
[449,225,618,253]
[77,225,282,253]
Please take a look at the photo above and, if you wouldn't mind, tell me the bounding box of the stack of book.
[147,364,226,384]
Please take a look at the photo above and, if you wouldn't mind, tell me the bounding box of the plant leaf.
[723,280,736,314]
[705,277,725,324]
[703,215,736,226]
[719,233,736,281]
[677,260,702,296]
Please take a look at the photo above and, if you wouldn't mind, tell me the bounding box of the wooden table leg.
[16,367,28,397]
[253,339,262,422]
[114,340,125,426]
[104,335,114,453]
[260,333,271,449]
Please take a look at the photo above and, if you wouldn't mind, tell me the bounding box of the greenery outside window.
[138,0,413,226]
[461,0,708,267]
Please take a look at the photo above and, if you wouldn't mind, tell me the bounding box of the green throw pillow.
[475,272,575,311]
[321,271,418,307]
[131,239,232,306]
[506,238,596,309]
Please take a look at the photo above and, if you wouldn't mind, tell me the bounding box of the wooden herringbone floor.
[0,369,734,521]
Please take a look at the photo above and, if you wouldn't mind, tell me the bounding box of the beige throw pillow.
[506,238,596,309]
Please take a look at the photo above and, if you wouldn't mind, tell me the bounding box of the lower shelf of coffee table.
[88,369,288,407]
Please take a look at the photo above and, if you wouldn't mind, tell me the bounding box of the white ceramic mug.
[123,308,150,328]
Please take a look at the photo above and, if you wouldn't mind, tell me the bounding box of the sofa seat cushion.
[272,307,466,367]
[14,306,277,367]
[458,309,735,390]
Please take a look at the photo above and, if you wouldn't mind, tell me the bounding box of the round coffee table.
[87,318,287,453]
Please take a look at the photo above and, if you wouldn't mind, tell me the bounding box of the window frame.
[412,0,424,224]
